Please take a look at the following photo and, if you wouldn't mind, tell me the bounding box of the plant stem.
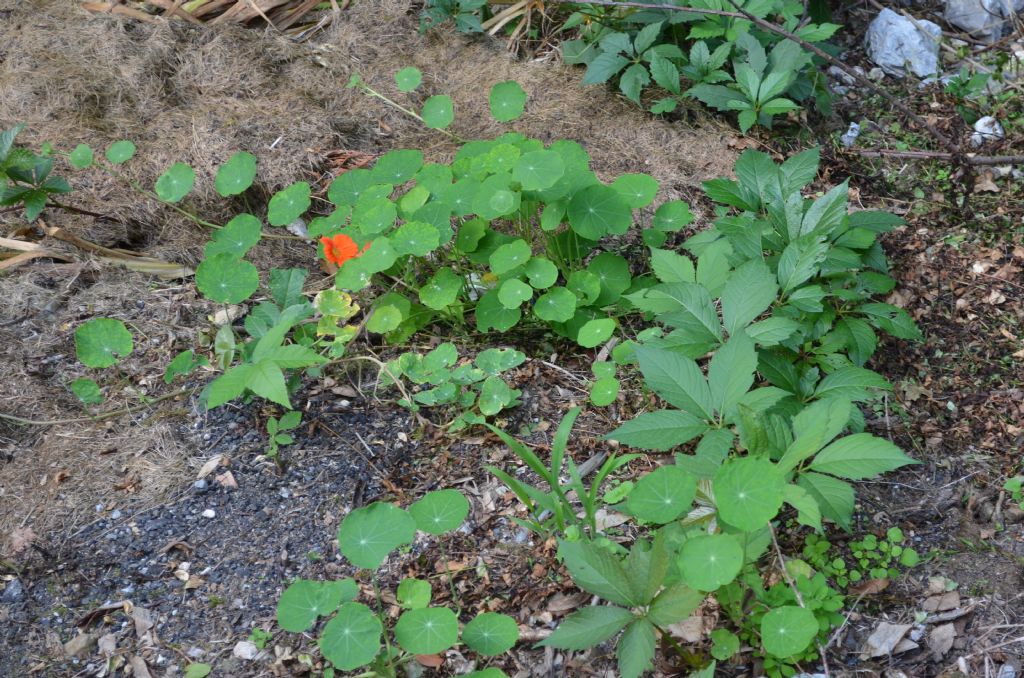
[355,83,463,142]
[371,573,396,669]
[769,522,831,677]
[437,539,462,614]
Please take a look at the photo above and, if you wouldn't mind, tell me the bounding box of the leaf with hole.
[74,318,133,368]
[215,151,257,197]
[408,489,469,535]
[155,162,195,203]
[337,502,416,569]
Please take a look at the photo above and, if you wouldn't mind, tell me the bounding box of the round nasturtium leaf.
[534,287,577,323]
[74,318,133,368]
[627,466,697,524]
[576,318,616,348]
[277,578,358,632]
[652,199,694,232]
[611,173,659,208]
[678,533,744,591]
[489,239,532,276]
[419,268,462,310]
[195,253,259,304]
[489,80,528,122]
[390,221,439,257]
[366,304,403,334]
[475,347,526,375]
[204,213,262,258]
[589,377,620,407]
[394,607,459,655]
[337,502,416,569]
[350,196,397,235]
[397,578,432,610]
[524,257,559,289]
[371,149,424,185]
[711,629,740,660]
[318,602,383,671]
[512,150,565,191]
[422,95,455,130]
[267,181,311,226]
[215,151,258,197]
[473,174,519,220]
[69,143,93,169]
[475,289,521,333]
[71,377,103,405]
[760,606,819,658]
[398,185,430,217]
[713,457,785,532]
[154,162,195,203]
[498,279,533,309]
[587,253,632,306]
[408,489,470,535]
[328,169,374,207]
[478,376,515,416]
[567,184,632,239]
[335,256,374,291]
[464,670,509,678]
[567,270,601,305]
[462,612,519,656]
[105,140,136,165]
[394,66,422,92]
[357,236,397,273]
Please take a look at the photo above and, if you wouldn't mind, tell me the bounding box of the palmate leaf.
[808,433,918,479]
[634,346,713,421]
[707,330,757,416]
[618,619,656,678]
[556,539,638,607]
[797,471,854,530]
[607,410,707,452]
[721,259,777,334]
[647,582,704,626]
[537,605,634,650]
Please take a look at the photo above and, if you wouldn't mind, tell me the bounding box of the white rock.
[865,8,942,78]
[945,0,1024,43]
[841,122,862,148]
[970,116,1005,147]
[201,509,216,518]
[233,640,258,660]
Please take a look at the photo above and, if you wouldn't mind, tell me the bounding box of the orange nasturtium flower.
[320,234,369,266]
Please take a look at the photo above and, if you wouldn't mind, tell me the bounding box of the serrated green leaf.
[634,346,712,420]
[647,583,704,626]
[707,331,757,415]
[557,539,638,606]
[607,410,708,451]
[618,619,656,678]
[721,259,777,334]
[538,606,634,650]
[809,433,917,479]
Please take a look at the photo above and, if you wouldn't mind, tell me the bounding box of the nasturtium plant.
[408,489,470,535]
[74,318,133,368]
[277,578,358,632]
[154,162,195,203]
[69,143,93,169]
[394,606,459,654]
[267,181,311,226]
[338,501,417,569]
[394,66,423,92]
[105,140,136,164]
[489,80,527,122]
[215,151,257,197]
[71,377,103,405]
[422,95,455,129]
[461,612,519,656]
[319,603,383,670]
[195,253,259,304]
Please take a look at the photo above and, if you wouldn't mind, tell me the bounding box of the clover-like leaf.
[489,80,528,122]
[462,612,519,656]
[408,489,470,535]
[155,162,195,203]
[215,151,258,197]
[196,253,259,304]
[267,182,311,226]
[337,502,416,569]
[74,318,133,368]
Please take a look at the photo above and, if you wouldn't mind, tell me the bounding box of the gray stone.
[841,122,862,148]
[1,578,23,602]
[865,8,943,78]
[193,479,208,492]
[945,0,1024,44]
[971,115,1005,147]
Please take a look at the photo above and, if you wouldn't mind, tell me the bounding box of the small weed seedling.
[266,410,302,461]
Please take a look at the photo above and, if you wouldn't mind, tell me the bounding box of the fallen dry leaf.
[132,606,154,639]
[215,470,238,489]
[415,654,444,668]
[923,591,960,612]
[849,578,889,596]
[974,171,1000,193]
[63,632,96,658]
[129,656,153,678]
[197,455,224,479]
[98,633,117,656]
[6,527,36,555]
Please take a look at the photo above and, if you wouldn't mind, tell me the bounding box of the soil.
[2,0,1023,677]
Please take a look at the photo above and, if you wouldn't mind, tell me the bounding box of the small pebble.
[202,509,216,519]
[110,510,122,520]
[279,488,291,499]
[193,479,208,492]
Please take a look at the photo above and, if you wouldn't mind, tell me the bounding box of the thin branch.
[847,148,1024,165]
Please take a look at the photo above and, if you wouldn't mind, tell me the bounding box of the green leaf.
[498,278,533,309]
[154,162,195,203]
[577,318,615,348]
[513,150,564,191]
[71,377,103,405]
[69,144,93,169]
[371,149,424,184]
[619,63,651,103]
[649,53,681,94]
[524,257,559,289]
[478,375,517,416]
[783,484,823,532]
[634,346,712,421]
[678,533,744,591]
[809,433,917,479]
[538,606,634,650]
[246,360,292,407]
[612,173,658,208]
[618,619,656,678]
[462,612,519,656]
[590,377,620,407]
[489,239,532,276]
[196,253,259,304]
[627,466,696,524]
[760,606,818,658]
[215,151,258,197]
[476,289,521,332]
[713,457,785,531]
[319,603,382,671]
[607,410,707,452]
[711,629,740,660]
[777,236,829,293]
[367,304,403,334]
[419,268,462,310]
[397,578,431,610]
[184,664,212,678]
[707,331,757,416]
[408,489,469,535]
[164,349,208,384]
[650,248,695,284]
[557,539,638,607]
[394,607,459,655]
[105,140,136,164]
[328,169,373,207]
[394,66,423,92]
[269,267,307,309]
[337,502,416,569]
[475,347,526,375]
[813,367,890,402]
[647,583,704,626]
[534,287,577,323]
[721,259,777,334]
[277,578,357,632]
[204,213,262,257]
[489,80,528,122]
[796,472,854,531]
[567,270,601,305]
[391,221,440,256]
[74,318,133,368]
[587,253,632,306]
[568,184,632,239]
[653,200,693,231]
[582,52,630,85]
[422,95,455,129]
[267,182,311,226]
